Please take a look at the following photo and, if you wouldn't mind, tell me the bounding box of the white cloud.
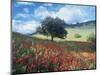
[16,2,34,5]
[12,20,40,34]
[12,20,22,24]
[34,5,88,23]
[12,20,22,32]
[56,5,85,23]
[14,13,34,19]
[14,2,35,7]
[15,13,27,18]
[34,6,56,19]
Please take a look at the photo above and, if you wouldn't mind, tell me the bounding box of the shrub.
[87,33,96,50]
[74,34,82,38]
[87,33,96,43]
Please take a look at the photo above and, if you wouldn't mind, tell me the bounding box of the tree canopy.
[37,16,68,41]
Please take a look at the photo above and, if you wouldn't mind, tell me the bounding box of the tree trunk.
[51,36,54,41]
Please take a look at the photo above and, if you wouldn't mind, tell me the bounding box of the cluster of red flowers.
[13,41,96,74]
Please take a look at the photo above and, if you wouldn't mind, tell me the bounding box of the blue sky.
[12,1,96,34]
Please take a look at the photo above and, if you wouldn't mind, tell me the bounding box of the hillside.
[65,20,96,28]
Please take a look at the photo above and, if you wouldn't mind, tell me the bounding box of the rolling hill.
[65,20,96,28]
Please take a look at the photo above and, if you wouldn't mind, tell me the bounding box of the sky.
[12,1,96,34]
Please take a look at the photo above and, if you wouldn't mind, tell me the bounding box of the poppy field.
[12,32,96,74]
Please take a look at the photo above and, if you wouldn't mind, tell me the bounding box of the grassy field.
[32,27,95,42]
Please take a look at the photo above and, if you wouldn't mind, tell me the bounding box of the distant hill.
[65,20,96,28]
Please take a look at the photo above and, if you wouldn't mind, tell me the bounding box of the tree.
[37,16,68,41]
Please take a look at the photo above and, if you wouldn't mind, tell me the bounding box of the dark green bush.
[87,33,96,43]
[87,33,96,50]
[74,34,82,38]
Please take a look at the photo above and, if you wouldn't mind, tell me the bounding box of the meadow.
[33,26,95,42]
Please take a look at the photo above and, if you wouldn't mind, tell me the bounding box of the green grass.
[32,27,95,42]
